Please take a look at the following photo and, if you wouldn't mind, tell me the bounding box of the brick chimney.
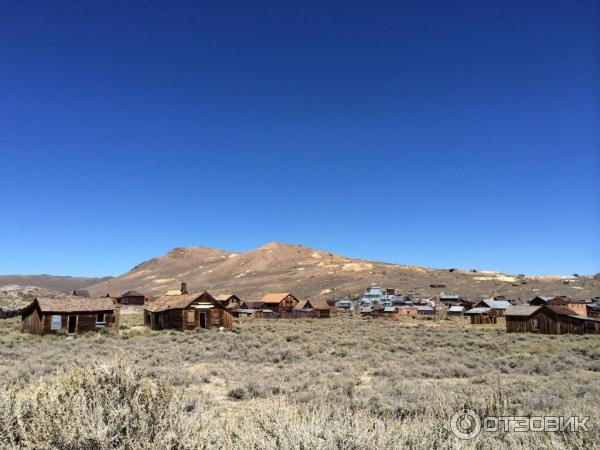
[181,282,188,294]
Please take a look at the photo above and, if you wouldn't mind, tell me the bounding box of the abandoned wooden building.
[505,305,600,334]
[21,297,119,336]
[465,307,494,324]
[473,298,512,317]
[144,291,233,331]
[259,293,300,314]
[296,299,331,318]
[448,305,465,316]
[118,290,145,305]
[213,293,242,309]
[416,305,434,316]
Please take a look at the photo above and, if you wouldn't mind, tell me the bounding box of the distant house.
[144,291,233,331]
[417,305,434,316]
[213,294,242,309]
[465,307,493,324]
[297,299,331,318]
[381,306,400,318]
[72,290,90,298]
[397,306,418,315]
[448,305,465,316]
[118,290,145,305]
[529,296,556,306]
[233,308,263,319]
[474,298,512,317]
[439,295,461,303]
[548,297,589,317]
[240,301,265,310]
[359,287,384,307]
[164,282,189,297]
[21,297,119,336]
[335,300,353,310]
[259,293,299,314]
[505,305,600,335]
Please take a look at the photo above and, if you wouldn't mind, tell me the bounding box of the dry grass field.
[0,313,598,449]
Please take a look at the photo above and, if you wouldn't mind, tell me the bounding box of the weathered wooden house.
[118,290,145,305]
[240,301,265,310]
[465,307,494,324]
[297,299,331,318]
[473,298,512,317]
[213,293,242,309]
[144,291,233,331]
[448,305,465,316]
[21,297,119,336]
[505,305,600,334]
[439,294,461,303]
[259,293,299,314]
[416,305,435,316]
[233,308,263,319]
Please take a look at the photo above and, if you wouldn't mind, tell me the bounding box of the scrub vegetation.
[0,314,598,449]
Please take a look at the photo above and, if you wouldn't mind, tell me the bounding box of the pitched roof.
[35,297,115,313]
[241,301,265,309]
[465,307,491,315]
[449,306,465,312]
[120,290,144,298]
[383,306,398,313]
[260,293,296,303]
[504,305,541,317]
[302,299,330,310]
[213,294,237,302]
[145,292,216,313]
[479,299,512,309]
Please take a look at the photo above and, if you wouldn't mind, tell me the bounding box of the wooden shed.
[21,297,119,336]
[259,293,299,314]
[118,290,145,305]
[465,307,495,324]
[505,305,600,334]
[144,291,233,331]
[448,305,465,317]
[297,299,331,318]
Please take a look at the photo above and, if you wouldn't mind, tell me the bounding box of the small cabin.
[448,305,465,316]
[21,297,119,335]
[213,293,242,309]
[259,293,300,314]
[144,291,233,331]
[118,290,145,305]
[297,299,331,318]
[473,298,512,317]
[505,305,600,334]
[465,307,494,324]
[416,306,435,316]
[439,294,461,303]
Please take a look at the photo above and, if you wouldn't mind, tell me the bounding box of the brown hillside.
[86,242,600,303]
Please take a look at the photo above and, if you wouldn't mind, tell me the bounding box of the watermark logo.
[450,409,591,440]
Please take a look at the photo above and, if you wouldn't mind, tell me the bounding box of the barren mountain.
[86,242,600,303]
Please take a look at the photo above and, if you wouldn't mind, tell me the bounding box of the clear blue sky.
[1,1,598,277]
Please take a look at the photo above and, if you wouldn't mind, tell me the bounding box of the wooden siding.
[506,309,600,334]
[146,306,233,331]
[22,308,118,336]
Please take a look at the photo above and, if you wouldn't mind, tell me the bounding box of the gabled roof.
[383,306,398,313]
[34,297,115,313]
[504,305,541,317]
[479,299,512,309]
[213,294,239,302]
[260,293,297,303]
[465,307,491,315]
[145,292,216,313]
[120,290,144,298]
[300,299,330,310]
[448,306,465,312]
[241,301,265,309]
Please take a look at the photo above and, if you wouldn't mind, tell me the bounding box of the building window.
[51,315,62,331]
[533,318,540,331]
[186,310,195,323]
[96,313,105,325]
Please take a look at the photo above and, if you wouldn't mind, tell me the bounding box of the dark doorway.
[199,313,206,329]
[68,316,77,334]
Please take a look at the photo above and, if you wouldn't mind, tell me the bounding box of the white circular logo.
[450,408,481,440]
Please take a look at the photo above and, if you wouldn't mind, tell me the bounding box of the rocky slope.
[85,242,600,303]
